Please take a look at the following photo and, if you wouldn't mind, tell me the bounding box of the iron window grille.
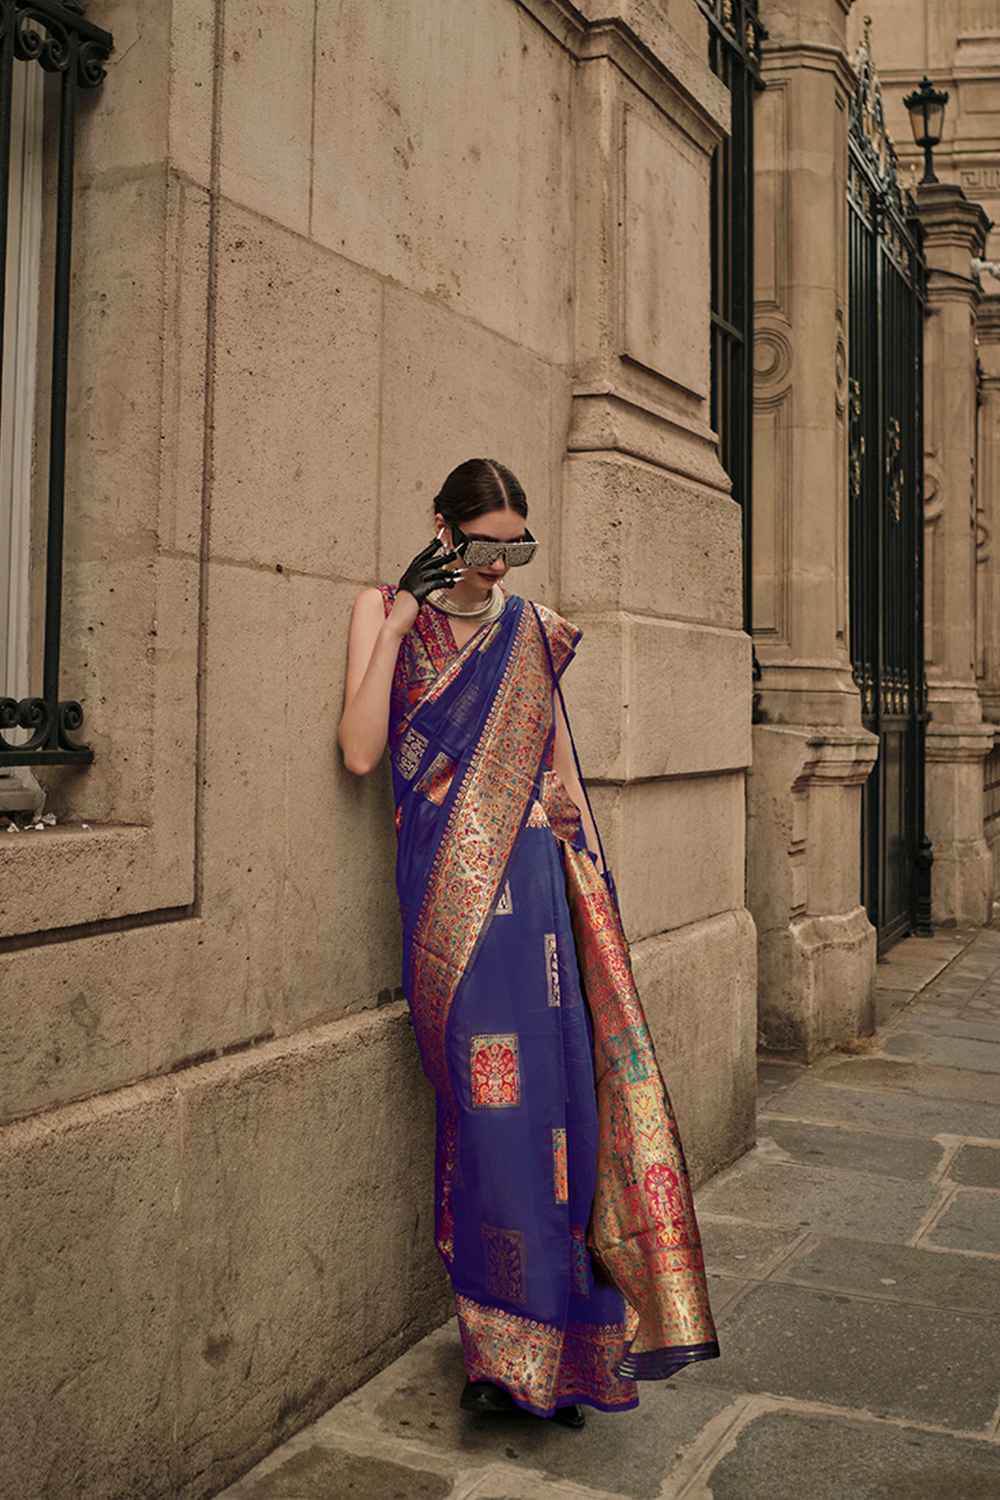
[0,0,113,766]
[699,0,765,653]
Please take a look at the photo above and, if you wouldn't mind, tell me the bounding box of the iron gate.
[847,26,932,953]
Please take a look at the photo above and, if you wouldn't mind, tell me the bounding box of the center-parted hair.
[433,458,528,527]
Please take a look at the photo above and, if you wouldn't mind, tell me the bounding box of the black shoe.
[460,1378,516,1414]
[551,1402,586,1429]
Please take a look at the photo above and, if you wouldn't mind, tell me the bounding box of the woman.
[338,458,719,1429]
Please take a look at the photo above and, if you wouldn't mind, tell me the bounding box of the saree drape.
[378,582,719,1417]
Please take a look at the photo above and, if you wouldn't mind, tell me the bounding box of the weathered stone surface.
[312,0,575,363]
[778,1235,1000,1315]
[174,1009,450,1498]
[819,1055,1000,1106]
[685,1281,1000,1427]
[761,1076,1000,1141]
[695,1156,937,1243]
[883,1029,1000,1073]
[210,203,381,577]
[225,1443,455,1500]
[924,1191,1000,1254]
[948,1143,1000,1188]
[757,1118,945,1181]
[698,1218,803,1279]
[0,1085,179,1500]
[317,1324,737,1500]
[704,1410,1000,1500]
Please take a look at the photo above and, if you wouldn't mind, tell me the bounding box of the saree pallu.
[378,583,719,1416]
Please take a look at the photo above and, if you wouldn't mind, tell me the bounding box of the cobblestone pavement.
[219,924,1000,1500]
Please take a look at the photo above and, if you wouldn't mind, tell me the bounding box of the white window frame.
[1,58,44,807]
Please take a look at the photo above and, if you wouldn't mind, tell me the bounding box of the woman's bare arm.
[337,587,413,775]
[551,688,605,873]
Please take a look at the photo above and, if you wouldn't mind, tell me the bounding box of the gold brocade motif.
[539,769,583,843]
[552,1127,568,1202]
[561,843,718,1363]
[414,750,456,806]
[455,1294,638,1414]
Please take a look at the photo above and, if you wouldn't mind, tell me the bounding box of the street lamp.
[903,75,949,185]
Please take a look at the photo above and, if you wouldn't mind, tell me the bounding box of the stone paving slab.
[695,1409,1000,1500]
[883,1030,1000,1074]
[681,1281,1000,1428]
[694,1156,938,1243]
[761,1076,1000,1140]
[949,1143,1000,1187]
[772,1234,1000,1315]
[223,1443,456,1499]
[810,1055,1000,1107]
[923,1190,1000,1254]
[755,1118,945,1181]
[269,1322,740,1500]
[899,1014,1000,1044]
[698,1217,803,1279]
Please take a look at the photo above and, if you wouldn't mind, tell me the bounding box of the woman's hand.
[391,537,461,632]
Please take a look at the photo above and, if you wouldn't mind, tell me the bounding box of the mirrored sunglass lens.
[506,542,537,566]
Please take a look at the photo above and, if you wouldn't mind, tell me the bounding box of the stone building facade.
[3,0,999,1495]
[0,2,755,1496]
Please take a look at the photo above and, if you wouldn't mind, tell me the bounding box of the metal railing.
[0,0,113,765]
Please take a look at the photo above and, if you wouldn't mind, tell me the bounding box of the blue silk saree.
[377,582,719,1417]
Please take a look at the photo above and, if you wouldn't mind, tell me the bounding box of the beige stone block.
[220,0,314,232]
[74,0,171,181]
[621,103,710,399]
[210,203,381,577]
[0,913,283,1124]
[560,454,742,626]
[168,0,218,186]
[631,908,758,1185]
[561,613,751,782]
[312,0,574,363]
[559,614,628,780]
[628,617,752,779]
[280,576,402,1031]
[0,1083,179,1500]
[200,561,288,1008]
[378,283,557,603]
[758,906,876,1060]
[174,1007,451,1496]
[162,174,212,553]
[593,776,745,943]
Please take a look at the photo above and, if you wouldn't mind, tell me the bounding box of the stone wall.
[0,2,755,1496]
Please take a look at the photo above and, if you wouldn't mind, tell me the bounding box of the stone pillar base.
[926,720,995,927]
[758,905,876,1060]
[749,722,879,1062]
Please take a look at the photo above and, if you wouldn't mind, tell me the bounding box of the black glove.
[397,537,461,605]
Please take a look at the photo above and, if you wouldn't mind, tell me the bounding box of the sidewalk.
[219,924,1000,1500]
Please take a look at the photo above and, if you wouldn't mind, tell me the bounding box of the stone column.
[559,0,758,1179]
[976,294,1000,723]
[916,184,995,925]
[748,0,879,1060]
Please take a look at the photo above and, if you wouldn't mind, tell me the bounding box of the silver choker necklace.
[426,582,504,620]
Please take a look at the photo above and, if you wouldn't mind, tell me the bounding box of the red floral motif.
[470,1033,521,1108]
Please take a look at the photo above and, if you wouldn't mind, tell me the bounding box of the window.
[698,0,764,637]
[0,0,113,771]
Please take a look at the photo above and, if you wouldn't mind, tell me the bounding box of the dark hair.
[432,458,528,527]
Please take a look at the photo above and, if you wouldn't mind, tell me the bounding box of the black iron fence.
[0,0,112,765]
[847,29,932,950]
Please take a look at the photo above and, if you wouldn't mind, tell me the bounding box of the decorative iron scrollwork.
[849,377,865,504]
[0,696,88,756]
[885,416,903,523]
[3,0,111,87]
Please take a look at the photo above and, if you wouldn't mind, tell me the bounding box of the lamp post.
[903,75,950,186]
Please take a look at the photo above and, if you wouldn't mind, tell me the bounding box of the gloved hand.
[397,536,462,605]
